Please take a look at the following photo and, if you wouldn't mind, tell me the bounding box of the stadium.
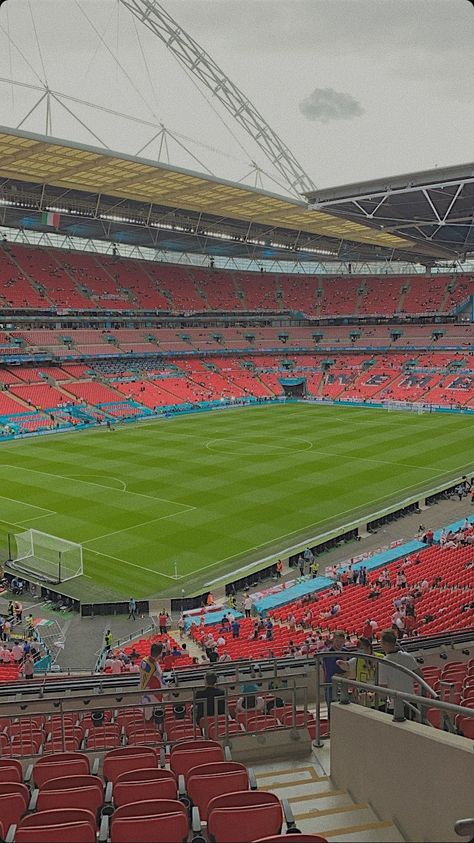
[0,1,472,841]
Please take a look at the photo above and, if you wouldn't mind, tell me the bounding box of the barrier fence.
[1,651,472,759]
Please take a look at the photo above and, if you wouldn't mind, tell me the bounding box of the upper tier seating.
[1,244,473,315]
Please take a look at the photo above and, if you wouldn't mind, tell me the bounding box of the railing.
[0,676,310,759]
[333,673,474,727]
[2,648,473,758]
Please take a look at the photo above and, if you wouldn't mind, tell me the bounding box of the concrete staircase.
[395,282,409,316]
[254,753,405,841]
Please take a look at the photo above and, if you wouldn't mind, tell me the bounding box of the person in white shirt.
[109,657,123,674]
[12,642,24,663]
[243,595,253,618]
[378,629,422,717]
[2,647,11,664]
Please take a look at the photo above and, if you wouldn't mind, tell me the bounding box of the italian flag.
[42,211,60,228]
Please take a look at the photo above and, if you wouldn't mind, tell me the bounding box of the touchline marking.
[82,507,197,545]
[0,464,193,509]
[192,462,474,580]
[86,548,180,580]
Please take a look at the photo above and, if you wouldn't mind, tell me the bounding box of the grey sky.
[0,0,472,193]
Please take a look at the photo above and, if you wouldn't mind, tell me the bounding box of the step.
[292,805,398,838]
[326,819,405,842]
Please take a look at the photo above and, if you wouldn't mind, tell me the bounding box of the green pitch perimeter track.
[0,403,472,602]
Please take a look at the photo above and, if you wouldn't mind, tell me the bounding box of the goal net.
[12,529,83,583]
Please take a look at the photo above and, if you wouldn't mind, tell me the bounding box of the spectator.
[378,629,422,718]
[336,637,378,704]
[243,594,253,618]
[231,619,240,639]
[109,654,123,674]
[128,597,137,620]
[25,614,34,640]
[322,630,348,715]
[140,642,165,720]
[420,578,430,595]
[12,641,24,664]
[193,671,225,723]
[22,653,35,680]
[158,610,168,635]
[104,630,113,652]
[265,619,274,641]
[14,602,23,625]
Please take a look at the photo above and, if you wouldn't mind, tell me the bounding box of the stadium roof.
[0,126,460,263]
[306,163,474,262]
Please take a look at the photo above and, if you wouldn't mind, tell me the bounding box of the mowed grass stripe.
[0,404,471,598]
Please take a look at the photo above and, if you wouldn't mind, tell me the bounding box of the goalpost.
[10,529,83,584]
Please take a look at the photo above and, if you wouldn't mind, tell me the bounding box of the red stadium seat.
[458,717,474,739]
[103,746,158,784]
[13,809,96,843]
[113,768,177,806]
[0,787,30,830]
[207,791,283,843]
[0,758,23,782]
[110,799,189,843]
[34,775,104,820]
[425,708,444,729]
[186,761,250,819]
[169,740,223,779]
[31,753,91,788]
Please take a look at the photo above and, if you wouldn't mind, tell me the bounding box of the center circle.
[205,437,313,456]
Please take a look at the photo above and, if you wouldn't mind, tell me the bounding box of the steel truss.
[118,0,316,197]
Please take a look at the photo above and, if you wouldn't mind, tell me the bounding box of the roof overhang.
[0,126,436,262]
[305,164,474,261]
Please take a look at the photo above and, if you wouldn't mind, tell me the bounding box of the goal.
[11,529,83,584]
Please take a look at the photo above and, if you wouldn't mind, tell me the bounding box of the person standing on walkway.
[128,597,137,620]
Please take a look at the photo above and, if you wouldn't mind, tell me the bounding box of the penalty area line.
[86,548,182,580]
[81,507,197,546]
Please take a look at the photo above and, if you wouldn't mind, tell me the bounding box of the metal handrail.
[333,675,474,721]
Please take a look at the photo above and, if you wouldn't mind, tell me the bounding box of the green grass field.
[0,403,472,600]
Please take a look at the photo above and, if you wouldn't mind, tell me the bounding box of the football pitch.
[0,403,472,601]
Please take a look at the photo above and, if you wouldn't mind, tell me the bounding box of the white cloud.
[299,88,364,123]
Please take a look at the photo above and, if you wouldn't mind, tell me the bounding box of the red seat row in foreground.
[0,742,329,842]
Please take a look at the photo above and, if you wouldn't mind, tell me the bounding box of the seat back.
[187,761,249,819]
[36,785,103,818]
[17,808,96,829]
[41,774,102,793]
[0,789,29,828]
[207,791,283,843]
[170,744,223,778]
[0,781,29,800]
[15,821,96,843]
[103,746,157,783]
[114,774,177,806]
[33,753,90,787]
[0,760,22,782]
[113,798,188,820]
[111,813,188,843]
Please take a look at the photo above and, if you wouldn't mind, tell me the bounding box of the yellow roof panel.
[0,128,415,251]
